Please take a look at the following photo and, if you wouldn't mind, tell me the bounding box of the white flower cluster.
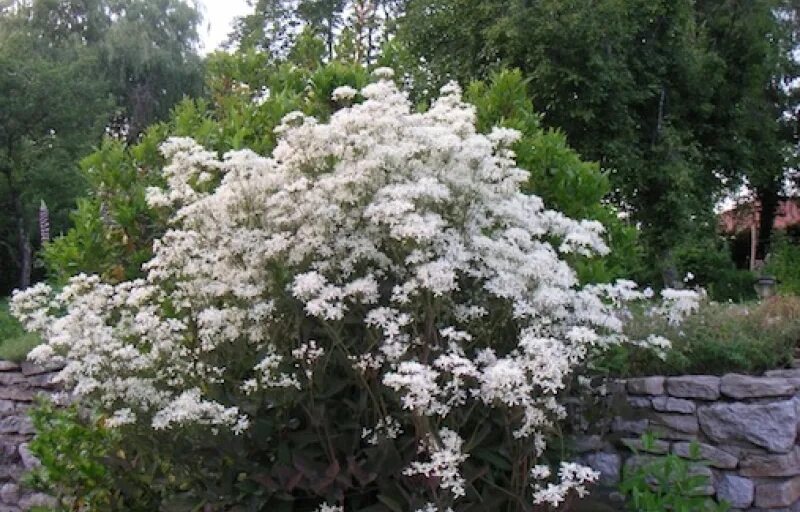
[11,73,696,507]
[531,462,600,507]
[403,428,469,498]
[361,415,403,445]
[315,504,343,512]
[654,288,702,326]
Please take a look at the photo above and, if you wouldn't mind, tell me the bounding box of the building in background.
[720,198,800,269]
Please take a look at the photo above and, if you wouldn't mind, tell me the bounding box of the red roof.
[720,198,800,233]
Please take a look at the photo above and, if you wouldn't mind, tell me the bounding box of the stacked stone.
[580,370,800,511]
[0,361,60,512]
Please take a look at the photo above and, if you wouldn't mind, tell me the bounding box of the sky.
[197,0,252,54]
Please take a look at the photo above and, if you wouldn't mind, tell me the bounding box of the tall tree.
[99,0,204,139]
[395,0,800,281]
[696,0,799,258]
[0,13,111,291]
[229,0,404,65]
[0,0,204,292]
[228,0,299,56]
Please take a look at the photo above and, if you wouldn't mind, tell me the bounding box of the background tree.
[394,0,800,285]
[99,0,204,139]
[229,0,300,55]
[0,0,204,294]
[229,0,404,65]
[0,5,112,292]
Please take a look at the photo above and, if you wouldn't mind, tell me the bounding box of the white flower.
[331,85,358,102]
[404,428,469,498]
[372,67,394,79]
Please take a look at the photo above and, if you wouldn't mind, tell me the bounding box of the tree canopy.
[394,0,800,282]
[0,0,204,294]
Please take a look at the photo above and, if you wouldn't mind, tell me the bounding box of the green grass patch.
[0,299,40,362]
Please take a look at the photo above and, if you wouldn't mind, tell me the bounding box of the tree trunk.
[756,183,780,261]
[4,176,31,290]
[16,218,31,290]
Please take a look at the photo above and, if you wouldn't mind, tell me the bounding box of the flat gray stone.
[17,493,56,510]
[0,483,18,505]
[0,362,20,372]
[0,374,26,386]
[611,418,648,435]
[667,375,720,400]
[651,413,700,435]
[20,361,63,377]
[627,376,665,395]
[740,447,800,477]
[716,473,754,509]
[755,476,800,508]
[721,374,796,399]
[26,372,60,389]
[582,452,621,486]
[651,396,696,414]
[571,435,605,453]
[0,401,15,417]
[0,387,35,402]
[698,400,797,453]
[765,368,800,378]
[18,443,40,470]
[627,396,652,408]
[672,442,738,469]
[0,465,23,481]
[0,416,33,435]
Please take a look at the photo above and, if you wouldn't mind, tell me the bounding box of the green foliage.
[0,0,204,294]
[34,58,632,512]
[0,300,39,362]
[394,0,799,280]
[229,0,401,63]
[672,238,757,302]
[465,69,642,283]
[0,10,113,293]
[619,433,729,512]
[25,400,198,511]
[44,59,371,283]
[26,401,120,511]
[0,300,25,343]
[766,232,800,296]
[593,297,800,378]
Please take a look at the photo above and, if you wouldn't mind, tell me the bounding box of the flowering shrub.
[13,70,694,511]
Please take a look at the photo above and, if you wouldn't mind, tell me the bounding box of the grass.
[593,295,800,377]
[0,299,41,362]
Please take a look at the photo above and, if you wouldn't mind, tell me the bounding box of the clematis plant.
[12,69,697,511]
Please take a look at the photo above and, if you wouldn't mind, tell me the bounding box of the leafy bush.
[43,58,370,285]
[465,70,642,284]
[26,401,122,510]
[619,433,729,512]
[24,400,185,511]
[766,232,800,296]
[593,296,800,377]
[12,71,692,511]
[672,238,756,303]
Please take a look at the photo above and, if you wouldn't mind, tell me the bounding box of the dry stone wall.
[0,361,60,512]
[579,369,800,511]
[5,355,800,511]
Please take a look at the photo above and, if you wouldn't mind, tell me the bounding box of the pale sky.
[197,0,252,54]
